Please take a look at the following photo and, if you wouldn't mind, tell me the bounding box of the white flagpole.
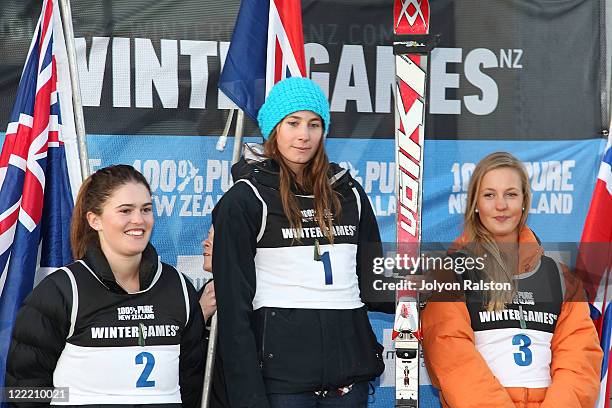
[201,313,218,408]
[232,110,245,163]
[58,0,89,179]
[201,109,245,408]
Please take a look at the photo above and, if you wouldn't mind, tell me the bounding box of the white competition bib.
[52,343,181,405]
[474,328,552,388]
[253,243,363,310]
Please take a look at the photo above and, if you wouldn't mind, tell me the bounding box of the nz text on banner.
[218,0,306,120]
[0,0,81,391]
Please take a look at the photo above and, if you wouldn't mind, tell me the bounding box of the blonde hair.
[464,152,531,311]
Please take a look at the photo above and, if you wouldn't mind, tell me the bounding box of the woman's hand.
[199,280,217,322]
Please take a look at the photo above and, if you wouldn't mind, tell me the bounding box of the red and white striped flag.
[577,132,612,408]
[0,0,82,390]
[218,0,306,121]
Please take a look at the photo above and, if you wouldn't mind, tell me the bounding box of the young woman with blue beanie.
[211,77,392,407]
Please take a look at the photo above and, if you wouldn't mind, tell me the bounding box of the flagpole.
[201,109,245,408]
[58,0,89,179]
[232,110,245,163]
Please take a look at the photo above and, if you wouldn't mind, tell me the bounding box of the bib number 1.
[320,252,333,285]
[314,240,333,285]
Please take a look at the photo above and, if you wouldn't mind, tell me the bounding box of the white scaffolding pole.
[58,0,89,179]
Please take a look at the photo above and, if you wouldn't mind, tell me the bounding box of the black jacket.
[212,157,393,408]
[6,244,204,408]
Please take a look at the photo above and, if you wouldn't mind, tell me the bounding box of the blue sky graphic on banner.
[0,132,605,407]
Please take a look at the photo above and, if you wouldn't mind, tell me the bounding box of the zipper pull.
[314,239,321,261]
[518,305,527,330]
[138,322,146,346]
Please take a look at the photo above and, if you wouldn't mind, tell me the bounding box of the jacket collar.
[231,146,351,192]
[516,227,544,274]
[453,226,544,275]
[83,243,160,293]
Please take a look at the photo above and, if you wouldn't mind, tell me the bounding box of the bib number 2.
[512,334,532,366]
[135,352,156,387]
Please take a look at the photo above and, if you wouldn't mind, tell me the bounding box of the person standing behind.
[211,77,389,407]
[200,226,217,323]
[6,165,204,408]
[421,152,602,408]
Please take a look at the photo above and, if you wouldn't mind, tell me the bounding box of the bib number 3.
[135,352,156,387]
[512,334,532,366]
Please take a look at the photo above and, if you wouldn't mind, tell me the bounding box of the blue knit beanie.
[257,77,330,139]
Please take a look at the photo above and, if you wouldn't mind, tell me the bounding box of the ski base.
[393,0,432,406]
[395,330,419,407]
[393,299,420,407]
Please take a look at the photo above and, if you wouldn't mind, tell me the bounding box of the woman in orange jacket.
[421,151,603,408]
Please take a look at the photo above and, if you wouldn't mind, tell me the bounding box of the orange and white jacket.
[422,228,602,408]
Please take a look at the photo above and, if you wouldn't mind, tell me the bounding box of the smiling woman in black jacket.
[6,165,204,408]
[212,77,391,408]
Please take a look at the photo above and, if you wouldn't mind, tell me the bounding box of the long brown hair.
[464,152,532,311]
[71,165,151,259]
[263,128,341,243]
